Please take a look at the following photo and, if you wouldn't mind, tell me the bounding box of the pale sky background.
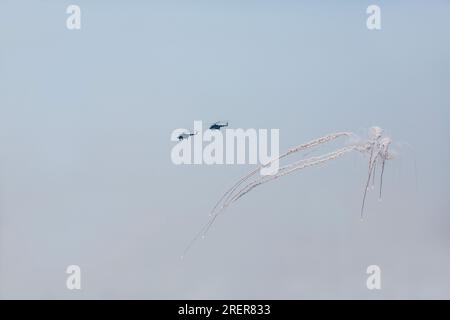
[0,0,449,299]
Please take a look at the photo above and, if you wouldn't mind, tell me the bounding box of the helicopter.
[177,131,198,141]
[209,121,229,130]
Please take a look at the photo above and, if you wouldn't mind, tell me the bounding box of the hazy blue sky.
[1,0,450,299]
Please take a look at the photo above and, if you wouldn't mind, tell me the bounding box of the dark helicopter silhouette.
[177,131,198,141]
[209,121,228,130]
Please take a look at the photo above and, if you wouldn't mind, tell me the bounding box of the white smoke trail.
[182,127,393,257]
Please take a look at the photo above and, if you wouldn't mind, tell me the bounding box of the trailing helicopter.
[177,131,198,141]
